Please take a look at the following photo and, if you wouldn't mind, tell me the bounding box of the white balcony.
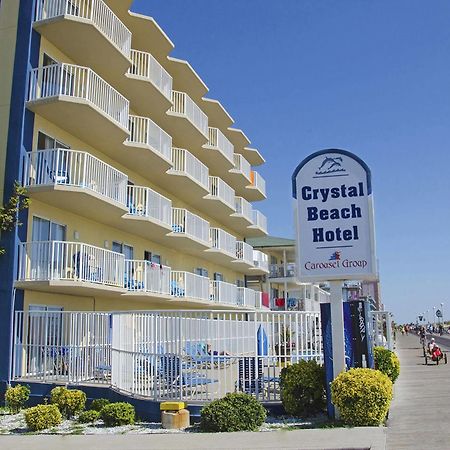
[250,250,269,275]
[34,0,132,80]
[124,260,171,299]
[170,271,209,303]
[166,147,209,200]
[225,196,254,234]
[27,64,129,150]
[16,241,125,296]
[210,280,238,306]
[23,149,128,223]
[223,153,252,195]
[169,208,210,251]
[205,228,237,264]
[246,170,267,201]
[233,241,254,270]
[247,209,268,237]
[166,90,208,149]
[119,115,172,178]
[122,185,172,242]
[269,263,296,279]
[202,127,235,173]
[237,287,261,308]
[203,177,236,219]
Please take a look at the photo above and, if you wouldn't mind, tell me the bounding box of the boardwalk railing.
[28,63,129,129]
[170,147,209,189]
[127,185,172,226]
[35,0,132,57]
[170,91,208,137]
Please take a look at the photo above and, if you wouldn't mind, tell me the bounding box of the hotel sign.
[292,149,377,282]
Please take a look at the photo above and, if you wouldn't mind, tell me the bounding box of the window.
[144,251,161,264]
[37,131,69,150]
[236,279,245,287]
[32,216,66,241]
[42,53,57,67]
[195,267,208,278]
[213,273,223,282]
[112,242,134,259]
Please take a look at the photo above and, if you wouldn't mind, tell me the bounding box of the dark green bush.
[90,398,110,412]
[331,368,393,426]
[100,402,135,426]
[280,360,326,417]
[374,346,400,383]
[50,387,86,418]
[200,392,267,432]
[24,404,62,431]
[5,384,30,413]
[78,409,101,424]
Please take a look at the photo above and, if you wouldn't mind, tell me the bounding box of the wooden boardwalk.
[387,333,450,449]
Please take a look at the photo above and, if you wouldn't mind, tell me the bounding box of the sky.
[132,0,450,323]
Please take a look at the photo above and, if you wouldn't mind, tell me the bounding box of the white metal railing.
[23,148,128,206]
[231,154,251,180]
[34,0,131,57]
[171,208,209,245]
[371,311,394,351]
[17,241,125,287]
[13,311,111,383]
[208,176,235,210]
[234,197,253,222]
[124,260,170,295]
[252,209,268,232]
[235,241,254,265]
[127,185,172,226]
[128,49,172,100]
[253,250,269,272]
[209,228,236,257]
[206,127,234,164]
[170,147,209,189]
[170,271,209,301]
[269,263,296,278]
[250,170,266,196]
[127,115,172,162]
[28,63,129,129]
[210,280,238,306]
[170,91,208,137]
[237,287,260,308]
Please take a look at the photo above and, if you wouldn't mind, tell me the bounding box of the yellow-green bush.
[5,384,30,413]
[78,409,101,424]
[331,368,392,426]
[374,347,400,383]
[90,398,110,412]
[24,404,62,431]
[50,387,86,418]
[100,402,135,427]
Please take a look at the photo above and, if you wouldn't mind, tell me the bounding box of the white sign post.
[292,149,377,417]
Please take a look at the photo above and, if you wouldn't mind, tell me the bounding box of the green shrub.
[374,347,400,383]
[100,402,135,427]
[280,360,326,417]
[78,409,101,424]
[331,368,393,426]
[50,387,86,418]
[90,398,110,412]
[200,392,267,432]
[5,384,30,413]
[24,404,62,431]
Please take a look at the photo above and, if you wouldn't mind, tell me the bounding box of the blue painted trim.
[0,0,38,385]
[292,149,372,199]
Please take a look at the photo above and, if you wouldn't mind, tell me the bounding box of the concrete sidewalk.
[386,334,450,449]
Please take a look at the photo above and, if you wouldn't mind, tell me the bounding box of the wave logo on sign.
[329,251,341,261]
[316,156,346,175]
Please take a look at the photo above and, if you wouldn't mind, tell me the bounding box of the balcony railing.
[252,209,268,232]
[17,241,124,287]
[210,280,238,305]
[170,91,208,137]
[128,49,172,100]
[35,0,132,58]
[234,197,253,222]
[269,263,296,278]
[209,228,236,256]
[170,271,209,301]
[206,127,234,163]
[127,115,172,161]
[253,250,269,272]
[124,260,170,295]
[127,185,172,226]
[208,177,235,210]
[237,287,261,308]
[249,170,266,195]
[28,63,129,129]
[171,147,209,189]
[235,241,253,265]
[23,148,128,206]
[231,154,251,179]
[171,208,210,245]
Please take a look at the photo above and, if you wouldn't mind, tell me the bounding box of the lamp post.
[441,302,444,326]
[433,306,436,328]
[426,309,429,325]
